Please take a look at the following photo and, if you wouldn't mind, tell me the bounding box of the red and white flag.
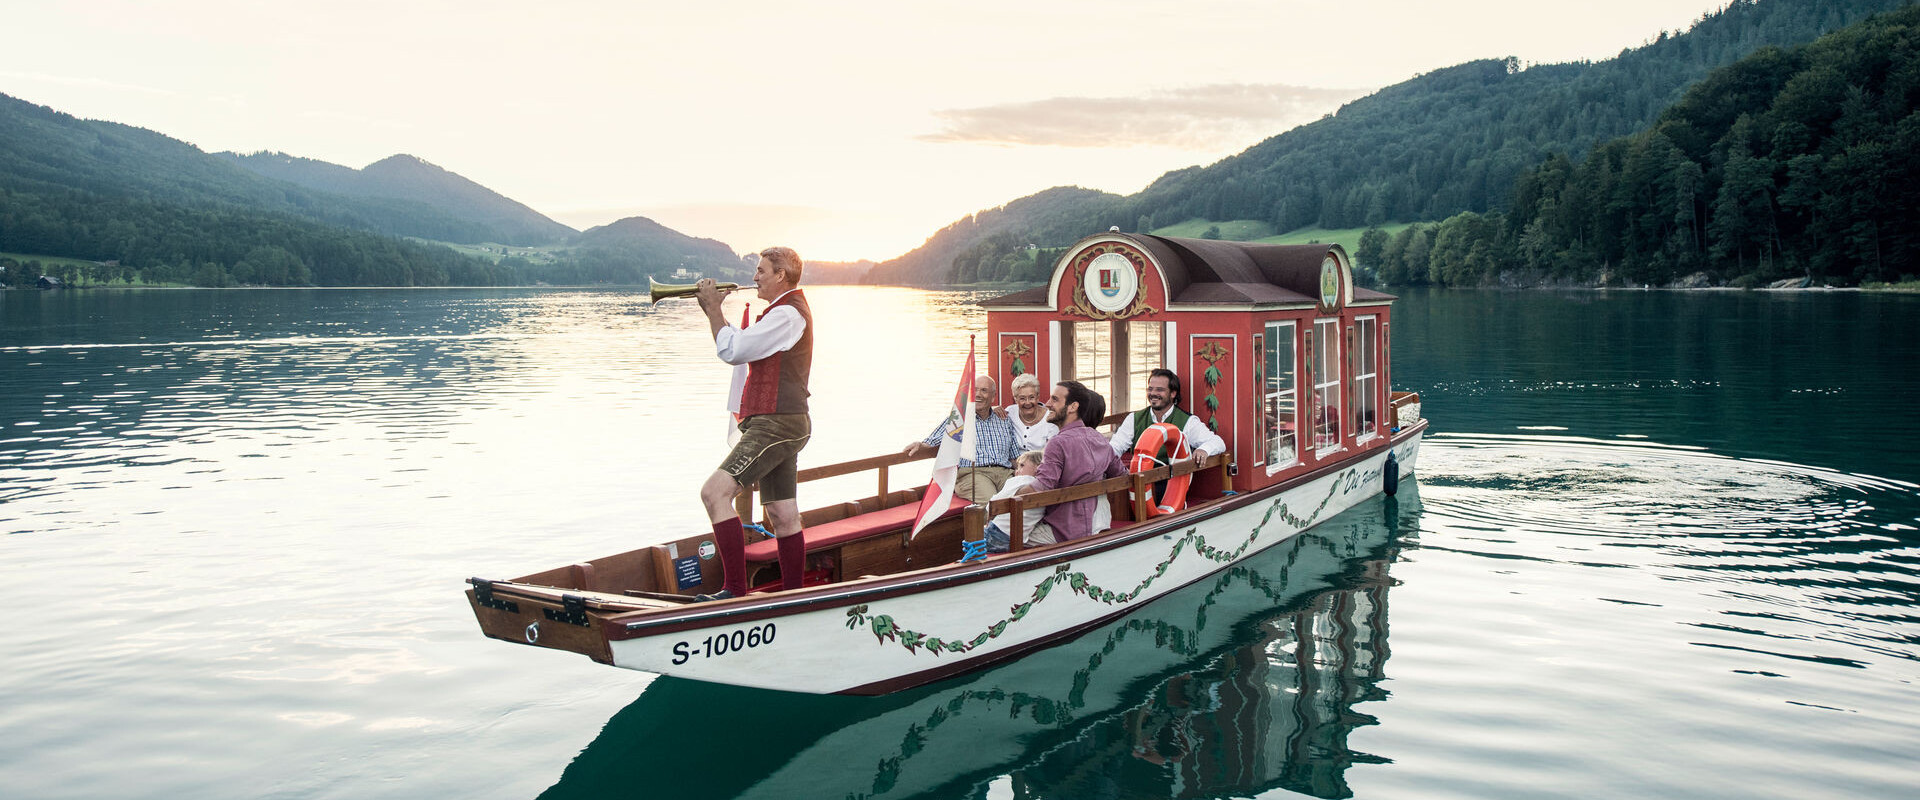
[909,340,977,539]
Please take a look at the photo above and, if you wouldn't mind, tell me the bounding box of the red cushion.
[744,495,969,562]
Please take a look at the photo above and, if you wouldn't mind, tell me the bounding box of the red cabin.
[983,232,1406,496]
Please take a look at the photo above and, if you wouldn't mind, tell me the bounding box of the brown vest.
[738,290,812,417]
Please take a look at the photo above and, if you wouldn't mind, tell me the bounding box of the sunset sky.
[4,1,1735,261]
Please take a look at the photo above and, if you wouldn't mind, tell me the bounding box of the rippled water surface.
[2,286,1916,799]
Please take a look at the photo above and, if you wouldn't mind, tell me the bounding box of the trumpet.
[647,278,757,304]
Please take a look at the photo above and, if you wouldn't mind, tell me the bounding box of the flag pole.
[910,336,979,540]
[965,335,975,501]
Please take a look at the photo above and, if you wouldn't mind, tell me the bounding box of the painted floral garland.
[853,557,1318,797]
[843,468,1365,656]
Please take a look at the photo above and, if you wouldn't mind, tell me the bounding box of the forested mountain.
[520,216,745,285]
[1367,3,1920,287]
[0,92,746,287]
[0,94,521,286]
[0,93,522,245]
[801,259,876,284]
[863,186,1125,285]
[865,0,1912,286]
[219,151,575,246]
[0,185,515,287]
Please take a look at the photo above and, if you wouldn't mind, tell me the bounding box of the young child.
[983,450,1046,553]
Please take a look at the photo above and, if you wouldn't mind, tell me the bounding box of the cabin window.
[1122,321,1164,414]
[1353,316,1379,439]
[1065,321,1163,414]
[1263,321,1297,469]
[1069,322,1112,401]
[1312,318,1342,453]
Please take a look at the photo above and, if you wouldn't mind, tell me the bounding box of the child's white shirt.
[988,475,1044,533]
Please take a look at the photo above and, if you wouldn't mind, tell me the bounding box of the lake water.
[2,286,1916,799]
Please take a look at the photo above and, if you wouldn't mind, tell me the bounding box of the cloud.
[918,83,1371,150]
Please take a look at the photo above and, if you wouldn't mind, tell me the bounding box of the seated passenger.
[982,450,1045,553]
[1110,369,1226,509]
[1110,368,1227,465]
[902,375,1023,502]
[1005,372,1059,451]
[1017,380,1126,544]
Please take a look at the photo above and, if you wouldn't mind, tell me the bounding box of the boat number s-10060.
[671,623,776,664]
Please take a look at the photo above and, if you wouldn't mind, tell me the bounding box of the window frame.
[1262,320,1298,474]
[1066,321,1113,403]
[1312,317,1343,456]
[1122,320,1164,415]
[1353,315,1379,443]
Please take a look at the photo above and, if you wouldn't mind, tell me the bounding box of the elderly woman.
[1004,372,1058,451]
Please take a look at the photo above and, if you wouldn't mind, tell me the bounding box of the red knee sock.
[777,532,806,591]
[712,517,746,596]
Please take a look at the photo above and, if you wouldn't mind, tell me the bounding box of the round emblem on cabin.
[1085,252,1139,313]
[1319,256,1342,311]
[698,540,716,560]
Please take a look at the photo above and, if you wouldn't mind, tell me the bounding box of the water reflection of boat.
[539,489,1416,800]
[468,233,1426,694]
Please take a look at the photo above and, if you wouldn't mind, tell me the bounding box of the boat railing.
[733,409,1144,526]
[973,450,1231,554]
[732,409,1223,554]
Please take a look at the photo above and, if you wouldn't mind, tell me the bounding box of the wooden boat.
[540,495,1409,799]
[465,232,1428,695]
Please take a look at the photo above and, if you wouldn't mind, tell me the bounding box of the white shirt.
[1004,404,1059,452]
[715,290,806,413]
[987,474,1044,534]
[994,473,1111,536]
[1109,406,1227,461]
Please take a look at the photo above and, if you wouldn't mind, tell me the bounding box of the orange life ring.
[1128,422,1191,517]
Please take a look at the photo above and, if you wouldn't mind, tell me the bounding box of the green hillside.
[0,94,519,245]
[1148,219,1276,240]
[221,151,576,246]
[1374,3,1920,287]
[864,0,1911,287]
[0,92,748,288]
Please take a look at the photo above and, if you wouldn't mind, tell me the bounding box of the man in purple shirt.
[1017,380,1126,545]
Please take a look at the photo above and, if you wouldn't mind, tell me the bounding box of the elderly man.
[692,247,811,602]
[903,374,1023,502]
[1016,380,1126,545]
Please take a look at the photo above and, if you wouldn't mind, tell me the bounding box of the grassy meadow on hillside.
[1147,219,1415,257]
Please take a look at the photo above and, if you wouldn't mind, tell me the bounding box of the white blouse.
[1004,404,1059,452]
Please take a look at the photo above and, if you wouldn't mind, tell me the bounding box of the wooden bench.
[743,495,967,562]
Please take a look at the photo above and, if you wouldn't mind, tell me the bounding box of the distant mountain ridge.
[219,151,575,246]
[0,91,745,286]
[865,0,1913,285]
[0,92,525,246]
[568,215,741,274]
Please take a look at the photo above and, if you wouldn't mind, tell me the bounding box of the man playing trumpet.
[692,246,812,601]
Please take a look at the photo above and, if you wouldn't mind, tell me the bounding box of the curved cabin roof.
[983,233,1395,310]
